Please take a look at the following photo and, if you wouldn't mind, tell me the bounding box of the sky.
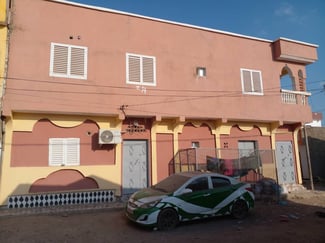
[70,0,325,126]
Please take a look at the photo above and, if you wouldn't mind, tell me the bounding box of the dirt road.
[0,188,324,243]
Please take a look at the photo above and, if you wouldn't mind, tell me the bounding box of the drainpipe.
[304,124,314,191]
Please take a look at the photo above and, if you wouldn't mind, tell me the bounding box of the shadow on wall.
[9,169,120,198]
[309,137,325,179]
[29,169,99,193]
[7,170,121,207]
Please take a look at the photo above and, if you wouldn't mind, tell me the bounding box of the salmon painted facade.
[0,0,9,159]
[0,0,318,206]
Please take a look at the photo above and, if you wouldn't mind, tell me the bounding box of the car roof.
[175,171,240,183]
[177,171,227,178]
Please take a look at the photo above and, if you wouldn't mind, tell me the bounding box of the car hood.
[131,187,169,202]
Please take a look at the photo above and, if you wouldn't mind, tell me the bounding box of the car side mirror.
[180,188,193,195]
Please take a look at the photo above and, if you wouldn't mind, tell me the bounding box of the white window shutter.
[49,138,64,166]
[126,53,156,85]
[128,55,141,83]
[52,45,69,75]
[242,70,252,92]
[49,138,80,166]
[142,57,154,84]
[252,71,262,93]
[65,138,80,166]
[70,47,86,76]
[50,43,87,79]
[241,69,263,95]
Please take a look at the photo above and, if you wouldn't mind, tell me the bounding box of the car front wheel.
[157,208,179,230]
[231,199,249,219]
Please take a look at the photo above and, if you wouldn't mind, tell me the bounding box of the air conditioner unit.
[98,129,122,144]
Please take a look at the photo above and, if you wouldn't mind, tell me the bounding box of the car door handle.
[203,193,210,197]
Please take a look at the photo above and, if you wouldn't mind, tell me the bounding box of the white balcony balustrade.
[281,89,311,105]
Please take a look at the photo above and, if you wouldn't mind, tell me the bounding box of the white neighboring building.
[306,112,323,127]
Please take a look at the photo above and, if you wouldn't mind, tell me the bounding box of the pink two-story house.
[0,0,318,207]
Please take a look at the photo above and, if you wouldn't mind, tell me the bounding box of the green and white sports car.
[125,171,255,230]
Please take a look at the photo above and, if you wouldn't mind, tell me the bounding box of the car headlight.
[140,199,161,209]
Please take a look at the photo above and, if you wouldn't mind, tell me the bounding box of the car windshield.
[152,174,190,193]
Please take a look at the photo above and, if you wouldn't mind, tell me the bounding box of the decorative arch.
[183,121,215,132]
[29,169,99,193]
[237,124,263,135]
[33,118,99,131]
[280,65,295,90]
[178,122,215,149]
[11,118,115,167]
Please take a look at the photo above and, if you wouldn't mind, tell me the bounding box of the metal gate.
[275,141,296,184]
[122,140,148,195]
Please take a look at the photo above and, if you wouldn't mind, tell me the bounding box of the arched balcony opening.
[280,66,311,105]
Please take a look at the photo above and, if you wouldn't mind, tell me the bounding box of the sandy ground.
[0,185,324,243]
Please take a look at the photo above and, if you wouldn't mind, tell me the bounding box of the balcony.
[281,89,311,105]
[273,38,318,64]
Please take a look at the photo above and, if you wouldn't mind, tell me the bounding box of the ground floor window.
[238,141,257,157]
[49,138,80,166]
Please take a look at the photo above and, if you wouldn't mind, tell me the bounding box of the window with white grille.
[240,68,263,95]
[126,53,156,86]
[49,138,80,166]
[50,43,88,79]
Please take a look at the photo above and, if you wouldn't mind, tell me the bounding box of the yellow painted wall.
[0,0,8,98]
[0,0,9,205]
[0,113,123,205]
[0,0,7,22]
[0,113,301,205]
[152,119,293,185]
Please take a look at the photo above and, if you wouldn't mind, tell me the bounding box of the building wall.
[0,0,9,151]
[0,112,304,204]
[0,0,8,95]
[178,123,215,150]
[302,127,325,179]
[3,0,315,124]
[156,133,173,181]
[0,113,123,204]
[0,0,318,204]
[11,119,116,166]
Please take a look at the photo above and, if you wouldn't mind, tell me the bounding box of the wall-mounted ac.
[98,129,122,144]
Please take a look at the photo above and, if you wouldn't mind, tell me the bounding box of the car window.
[186,177,209,192]
[152,174,190,193]
[211,177,231,188]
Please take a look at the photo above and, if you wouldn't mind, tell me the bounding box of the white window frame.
[49,42,88,80]
[49,138,80,166]
[126,53,156,86]
[240,68,264,95]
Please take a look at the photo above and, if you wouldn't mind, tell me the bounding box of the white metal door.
[122,140,148,195]
[275,141,296,184]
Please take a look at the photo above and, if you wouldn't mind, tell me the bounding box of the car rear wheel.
[157,208,179,230]
[231,199,249,219]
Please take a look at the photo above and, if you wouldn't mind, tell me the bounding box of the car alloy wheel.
[231,199,249,219]
[157,208,179,230]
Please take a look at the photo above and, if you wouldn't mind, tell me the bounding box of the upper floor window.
[196,67,206,77]
[240,68,263,95]
[126,53,156,86]
[50,43,88,80]
[49,138,80,166]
